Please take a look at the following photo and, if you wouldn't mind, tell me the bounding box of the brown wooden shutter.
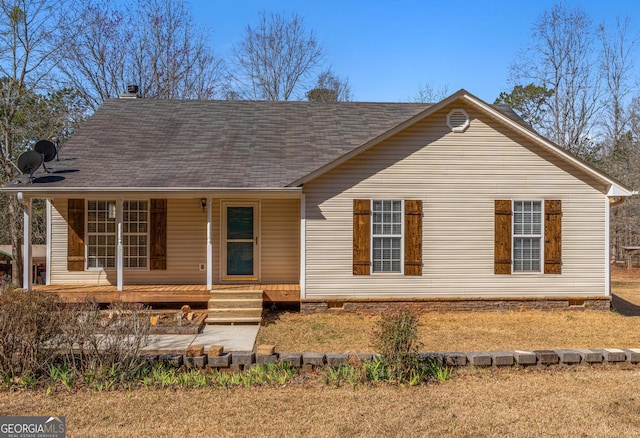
[150,199,167,270]
[544,199,562,274]
[353,199,371,275]
[404,200,423,276]
[494,200,512,275]
[67,199,85,271]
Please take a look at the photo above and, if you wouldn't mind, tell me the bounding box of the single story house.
[4,89,634,313]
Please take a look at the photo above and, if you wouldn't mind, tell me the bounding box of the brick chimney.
[119,85,140,99]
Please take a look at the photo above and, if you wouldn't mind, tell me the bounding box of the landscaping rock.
[624,348,640,363]
[556,349,582,365]
[577,349,603,364]
[303,353,326,367]
[490,351,514,367]
[444,352,467,367]
[232,351,255,366]
[534,350,559,365]
[419,353,444,366]
[207,353,231,368]
[192,355,207,369]
[467,352,492,367]
[256,354,278,365]
[208,345,224,356]
[160,354,183,367]
[279,353,302,368]
[357,353,374,362]
[513,350,537,366]
[601,348,626,363]
[186,345,204,357]
[326,354,350,367]
[256,344,276,356]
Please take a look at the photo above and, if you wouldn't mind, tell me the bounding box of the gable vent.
[447,108,470,133]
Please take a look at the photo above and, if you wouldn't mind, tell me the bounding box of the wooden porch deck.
[35,283,300,304]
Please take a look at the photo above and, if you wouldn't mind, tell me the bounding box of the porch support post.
[45,199,52,285]
[206,198,213,290]
[300,193,306,299]
[22,195,32,291]
[116,198,124,291]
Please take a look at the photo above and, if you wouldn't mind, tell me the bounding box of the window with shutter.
[494,199,562,275]
[353,199,423,276]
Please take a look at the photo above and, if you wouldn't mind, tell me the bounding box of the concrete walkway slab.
[141,324,259,354]
[192,324,259,352]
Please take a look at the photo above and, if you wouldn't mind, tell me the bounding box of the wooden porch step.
[206,289,263,325]
[208,297,263,309]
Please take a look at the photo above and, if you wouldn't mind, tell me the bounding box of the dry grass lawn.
[3,367,640,437]
[4,268,640,436]
[257,267,640,352]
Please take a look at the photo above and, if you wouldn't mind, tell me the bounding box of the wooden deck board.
[36,283,300,304]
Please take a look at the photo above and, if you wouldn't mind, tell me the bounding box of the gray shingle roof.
[5,98,529,190]
[14,99,435,189]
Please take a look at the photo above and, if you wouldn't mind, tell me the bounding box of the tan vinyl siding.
[50,197,299,285]
[303,103,609,299]
[259,199,300,282]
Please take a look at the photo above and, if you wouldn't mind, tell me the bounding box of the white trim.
[605,197,611,297]
[116,198,123,291]
[206,198,213,290]
[221,201,261,281]
[45,199,52,286]
[23,198,32,291]
[300,193,306,299]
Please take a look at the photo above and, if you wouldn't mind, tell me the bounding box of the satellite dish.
[17,150,43,183]
[34,139,57,173]
[34,140,57,162]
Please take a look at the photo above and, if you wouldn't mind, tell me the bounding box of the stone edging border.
[149,346,640,371]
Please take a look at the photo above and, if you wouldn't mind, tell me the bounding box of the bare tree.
[0,0,72,286]
[232,11,324,101]
[60,0,224,109]
[510,2,602,159]
[598,17,637,157]
[306,68,352,102]
[410,83,449,103]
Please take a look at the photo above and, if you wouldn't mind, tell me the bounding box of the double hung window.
[513,200,542,272]
[372,200,402,273]
[86,200,149,269]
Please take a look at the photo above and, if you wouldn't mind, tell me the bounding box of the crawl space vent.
[447,108,470,132]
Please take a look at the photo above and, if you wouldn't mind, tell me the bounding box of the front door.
[223,202,259,280]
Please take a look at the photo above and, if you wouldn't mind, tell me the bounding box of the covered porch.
[34,283,301,304]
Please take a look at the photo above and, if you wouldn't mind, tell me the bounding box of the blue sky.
[189,0,640,103]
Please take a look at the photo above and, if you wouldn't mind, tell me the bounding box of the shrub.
[0,288,65,379]
[372,309,423,382]
[60,300,151,384]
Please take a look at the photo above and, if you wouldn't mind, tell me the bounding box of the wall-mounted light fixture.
[201,198,207,211]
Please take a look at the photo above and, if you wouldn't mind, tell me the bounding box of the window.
[512,200,542,272]
[372,200,402,273]
[123,201,148,269]
[86,200,149,270]
[87,200,116,268]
